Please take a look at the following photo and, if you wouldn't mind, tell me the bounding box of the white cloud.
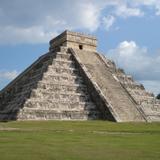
[0,0,160,44]
[0,26,58,44]
[0,70,18,80]
[107,41,160,94]
[114,4,144,18]
[77,3,100,32]
[102,15,115,31]
[0,0,104,44]
[107,41,150,74]
[131,0,160,15]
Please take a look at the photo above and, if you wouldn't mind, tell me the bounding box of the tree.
[156,93,160,99]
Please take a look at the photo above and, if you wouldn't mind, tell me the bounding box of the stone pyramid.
[0,30,160,122]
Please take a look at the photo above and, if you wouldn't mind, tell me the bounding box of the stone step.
[29,60,52,74]
[1,98,25,113]
[53,58,74,64]
[43,73,83,81]
[52,59,75,69]
[7,95,28,107]
[25,97,93,106]
[30,90,91,102]
[31,88,89,96]
[20,81,38,91]
[43,72,80,79]
[24,99,96,110]
[133,95,154,102]
[1,89,30,107]
[37,81,88,93]
[56,52,72,60]
[30,67,47,76]
[22,73,42,82]
[0,73,39,103]
[32,62,52,72]
[18,109,101,120]
[43,74,84,84]
[140,104,160,115]
[7,83,33,99]
[1,100,98,115]
[146,115,160,122]
[14,89,31,98]
[155,100,160,105]
[142,99,160,105]
[24,76,42,85]
[59,46,68,53]
[116,74,133,81]
[47,66,79,75]
[122,82,144,90]
[5,104,22,114]
[3,90,31,102]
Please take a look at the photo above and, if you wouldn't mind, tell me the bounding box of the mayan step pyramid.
[0,30,160,122]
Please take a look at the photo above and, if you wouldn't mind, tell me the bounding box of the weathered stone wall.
[0,46,101,121]
[49,30,97,52]
[18,47,101,120]
[0,52,54,120]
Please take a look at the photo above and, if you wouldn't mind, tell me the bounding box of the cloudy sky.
[0,0,160,95]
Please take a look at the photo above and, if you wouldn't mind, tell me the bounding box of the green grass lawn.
[0,121,160,160]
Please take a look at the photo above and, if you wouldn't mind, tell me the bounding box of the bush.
[156,93,160,99]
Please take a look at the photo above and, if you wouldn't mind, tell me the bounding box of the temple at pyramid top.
[49,30,97,51]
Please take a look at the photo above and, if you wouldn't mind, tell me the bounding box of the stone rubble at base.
[0,30,159,122]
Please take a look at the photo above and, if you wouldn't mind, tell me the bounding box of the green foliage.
[156,93,160,99]
[0,121,160,160]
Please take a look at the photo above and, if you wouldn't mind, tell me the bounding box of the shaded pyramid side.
[0,47,103,120]
[0,51,54,120]
[70,48,146,122]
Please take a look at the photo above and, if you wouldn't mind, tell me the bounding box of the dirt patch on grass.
[0,127,19,131]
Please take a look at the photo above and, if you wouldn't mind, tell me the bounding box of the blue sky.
[0,0,160,95]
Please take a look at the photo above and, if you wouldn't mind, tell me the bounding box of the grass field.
[0,121,160,160]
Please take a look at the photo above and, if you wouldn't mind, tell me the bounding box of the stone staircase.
[71,49,146,122]
[0,52,54,120]
[113,66,160,122]
[0,47,101,120]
